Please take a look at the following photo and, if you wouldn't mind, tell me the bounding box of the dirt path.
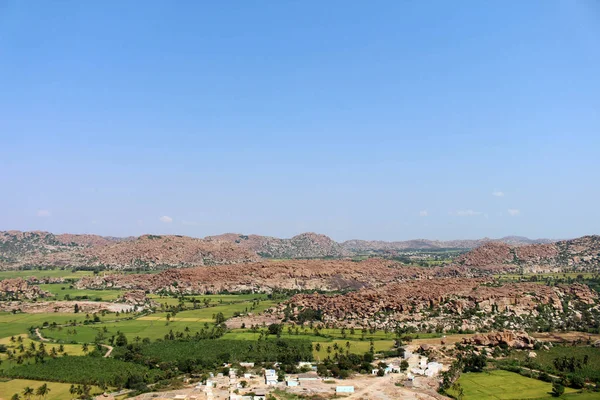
[101,344,113,357]
[344,375,448,400]
[36,327,113,357]
[35,328,49,341]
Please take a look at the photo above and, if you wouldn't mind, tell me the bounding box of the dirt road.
[36,328,113,357]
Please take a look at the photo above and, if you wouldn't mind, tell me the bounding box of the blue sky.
[1,1,599,241]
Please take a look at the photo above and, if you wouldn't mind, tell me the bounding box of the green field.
[41,300,277,343]
[0,312,90,338]
[0,379,103,400]
[148,293,271,307]
[0,334,86,361]
[312,339,395,360]
[0,269,94,281]
[0,310,135,339]
[510,345,600,382]
[38,284,124,301]
[448,370,580,399]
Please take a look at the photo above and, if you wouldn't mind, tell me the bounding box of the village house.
[239,362,255,368]
[297,371,320,381]
[264,369,278,385]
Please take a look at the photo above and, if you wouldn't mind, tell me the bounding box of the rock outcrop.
[456,236,600,273]
[0,278,51,300]
[462,330,537,349]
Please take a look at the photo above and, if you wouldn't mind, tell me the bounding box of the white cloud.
[455,209,483,217]
[492,190,505,197]
[419,210,428,217]
[508,209,520,216]
[36,210,51,217]
[159,215,173,223]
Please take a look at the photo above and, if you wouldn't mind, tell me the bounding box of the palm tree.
[21,386,33,400]
[35,383,50,400]
[69,385,77,399]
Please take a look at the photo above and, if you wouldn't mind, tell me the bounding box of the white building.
[264,369,278,385]
[425,362,443,377]
[240,362,255,368]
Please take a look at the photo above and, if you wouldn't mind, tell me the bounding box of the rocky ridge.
[281,279,599,331]
[457,235,600,273]
[75,259,472,294]
[206,232,350,258]
[0,231,259,270]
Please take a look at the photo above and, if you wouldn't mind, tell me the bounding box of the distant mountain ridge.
[0,229,558,270]
[341,235,555,252]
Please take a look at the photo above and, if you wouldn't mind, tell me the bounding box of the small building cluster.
[407,356,443,379]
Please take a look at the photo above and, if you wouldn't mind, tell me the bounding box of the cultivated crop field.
[511,345,600,382]
[0,269,95,280]
[39,300,276,343]
[311,339,395,360]
[0,378,103,400]
[148,293,271,307]
[0,312,91,338]
[448,370,579,400]
[37,284,125,301]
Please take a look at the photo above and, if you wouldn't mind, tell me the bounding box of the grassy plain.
[148,293,270,307]
[41,300,277,343]
[0,312,90,338]
[0,378,103,400]
[448,369,580,400]
[0,269,94,280]
[38,284,124,301]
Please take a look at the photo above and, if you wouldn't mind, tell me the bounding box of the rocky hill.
[281,278,599,332]
[81,234,259,268]
[0,230,589,272]
[0,231,258,270]
[76,258,473,293]
[457,235,600,273]
[206,232,555,257]
[205,232,350,258]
